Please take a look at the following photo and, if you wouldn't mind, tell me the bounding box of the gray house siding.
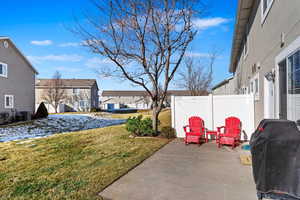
[91,83,99,109]
[212,78,235,95]
[232,0,300,126]
[0,39,36,119]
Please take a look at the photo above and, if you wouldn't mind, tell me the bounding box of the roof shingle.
[36,79,98,88]
[101,90,206,97]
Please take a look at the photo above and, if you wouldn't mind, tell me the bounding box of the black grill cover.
[250,119,300,199]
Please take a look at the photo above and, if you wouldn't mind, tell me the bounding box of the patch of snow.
[0,114,125,142]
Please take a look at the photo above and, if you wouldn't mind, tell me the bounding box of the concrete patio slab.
[100,139,256,200]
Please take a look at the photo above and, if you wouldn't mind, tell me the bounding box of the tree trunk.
[54,104,58,113]
[152,105,160,136]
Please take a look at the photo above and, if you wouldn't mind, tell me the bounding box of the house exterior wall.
[90,83,99,109]
[212,79,235,95]
[0,39,36,119]
[101,96,151,110]
[36,85,99,112]
[232,0,300,126]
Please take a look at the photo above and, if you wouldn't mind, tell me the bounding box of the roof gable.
[0,37,38,74]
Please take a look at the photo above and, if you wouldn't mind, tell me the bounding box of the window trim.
[4,95,14,109]
[0,62,8,78]
[243,23,250,60]
[241,87,248,95]
[79,100,88,108]
[243,36,249,60]
[287,49,300,95]
[73,88,80,95]
[250,73,260,101]
[261,0,274,25]
[275,36,300,119]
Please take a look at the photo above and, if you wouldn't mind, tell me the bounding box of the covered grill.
[250,119,300,200]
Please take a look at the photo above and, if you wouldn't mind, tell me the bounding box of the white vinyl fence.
[35,103,65,113]
[171,95,255,140]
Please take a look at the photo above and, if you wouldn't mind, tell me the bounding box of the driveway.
[100,139,256,200]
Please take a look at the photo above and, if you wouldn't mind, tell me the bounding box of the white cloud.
[59,39,103,47]
[30,40,53,46]
[85,57,113,69]
[185,51,210,58]
[55,66,82,73]
[82,39,102,46]
[59,42,80,47]
[192,17,230,30]
[27,54,83,64]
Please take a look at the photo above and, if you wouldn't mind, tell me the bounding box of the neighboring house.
[230,0,300,126]
[35,79,99,113]
[100,90,196,110]
[0,37,38,124]
[212,77,234,95]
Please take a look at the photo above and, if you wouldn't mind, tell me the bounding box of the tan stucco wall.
[36,86,99,112]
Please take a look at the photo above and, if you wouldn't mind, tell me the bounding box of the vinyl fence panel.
[171,96,212,138]
[171,95,255,140]
[212,95,255,140]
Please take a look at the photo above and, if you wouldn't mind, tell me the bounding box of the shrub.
[90,108,101,112]
[160,126,176,139]
[112,109,137,114]
[34,102,48,119]
[126,115,154,136]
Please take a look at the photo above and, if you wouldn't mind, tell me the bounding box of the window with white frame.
[250,81,254,93]
[79,100,88,108]
[245,87,248,94]
[73,88,80,95]
[287,49,300,122]
[261,0,274,24]
[244,24,249,58]
[0,62,8,77]
[240,87,246,94]
[4,95,14,109]
[244,37,248,58]
[250,74,260,100]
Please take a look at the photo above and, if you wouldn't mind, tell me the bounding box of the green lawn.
[0,110,171,200]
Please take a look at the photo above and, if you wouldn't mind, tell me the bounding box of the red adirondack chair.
[217,117,241,149]
[183,116,206,145]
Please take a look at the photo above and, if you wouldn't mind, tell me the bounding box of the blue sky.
[1,0,237,91]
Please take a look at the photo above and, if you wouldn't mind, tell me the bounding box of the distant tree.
[34,102,48,119]
[75,0,203,134]
[177,51,217,96]
[41,71,66,113]
[68,90,91,112]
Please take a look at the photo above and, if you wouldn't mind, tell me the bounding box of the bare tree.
[68,91,91,112]
[75,0,203,134]
[177,51,217,95]
[41,71,66,113]
[136,93,151,109]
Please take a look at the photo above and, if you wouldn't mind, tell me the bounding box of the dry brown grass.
[93,109,171,126]
[0,110,171,200]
